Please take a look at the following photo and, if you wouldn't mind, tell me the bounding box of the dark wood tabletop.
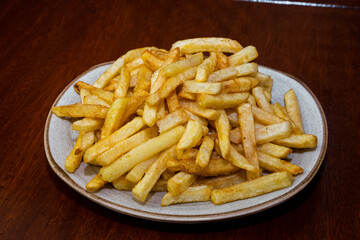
[1,0,359,239]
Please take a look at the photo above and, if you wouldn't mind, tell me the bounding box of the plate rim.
[44,62,328,223]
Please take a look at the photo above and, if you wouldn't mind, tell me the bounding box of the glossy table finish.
[0,0,359,239]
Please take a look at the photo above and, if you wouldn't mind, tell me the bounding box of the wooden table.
[1,0,359,239]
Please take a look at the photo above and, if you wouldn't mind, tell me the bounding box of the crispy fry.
[119,89,149,125]
[86,173,107,192]
[64,131,85,173]
[72,118,104,132]
[100,126,185,182]
[252,86,273,113]
[83,95,111,107]
[176,119,203,151]
[216,52,230,69]
[251,105,283,125]
[215,110,231,158]
[229,46,258,66]
[101,97,129,139]
[257,151,303,175]
[195,52,217,82]
[257,143,292,159]
[161,185,211,207]
[208,67,239,82]
[178,88,197,100]
[255,121,293,144]
[167,171,197,196]
[166,91,180,112]
[51,104,109,118]
[273,134,317,148]
[197,92,249,109]
[211,171,294,204]
[234,63,258,76]
[284,89,304,132]
[141,50,164,71]
[113,175,167,192]
[163,52,203,77]
[183,80,222,94]
[194,171,246,189]
[75,81,114,104]
[114,66,131,99]
[156,109,189,133]
[93,55,125,88]
[125,154,158,183]
[179,99,220,120]
[196,136,214,168]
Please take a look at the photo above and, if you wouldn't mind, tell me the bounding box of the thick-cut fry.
[229,46,258,66]
[183,81,222,94]
[251,105,284,125]
[156,109,189,133]
[162,47,181,66]
[124,47,156,63]
[166,157,238,177]
[51,104,109,118]
[226,109,239,127]
[93,55,125,88]
[80,88,90,104]
[197,92,249,109]
[147,67,197,106]
[183,109,208,127]
[119,89,149,125]
[176,120,203,151]
[194,171,247,189]
[179,99,220,120]
[216,52,230,69]
[134,65,152,93]
[114,66,131,99]
[208,67,239,82]
[273,134,317,148]
[215,110,231,158]
[237,103,260,179]
[86,173,107,192]
[75,81,114,104]
[96,126,158,166]
[221,78,253,93]
[257,143,292,159]
[284,89,304,132]
[229,127,242,144]
[166,91,180,112]
[211,171,294,204]
[72,118,104,132]
[196,136,214,168]
[125,154,158,183]
[257,151,303,175]
[167,171,197,196]
[113,175,167,192]
[178,148,199,160]
[234,63,258,77]
[141,50,164,71]
[83,95,111,107]
[178,88,197,100]
[252,86,273,113]
[64,131,85,173]
[100,126,185,182]
[163,52,203,77]
[101,97,129,139]
[247,94,257,106]
[83,117,146,164]
[77,131,95,154]
[161,185,211,207]
[125,56,144,72]
[132,146,176,202]
[255,121,293,144]
[171,37,242,54]
[195,52,217,82]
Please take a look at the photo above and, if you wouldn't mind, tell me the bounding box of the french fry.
[284,89,304,132]
[80,88,90,104]
[167,171,197,196]
[234,63,258,76]
[229,46,258,66]
[133,64,152,93]
[125,154,158,183]
[77,131,95,154]
[83,117,146,164]
[166,157,238,177]
[226,109,239,127]
[211,171,294,205]
[247,94,257,106]
[208,67,239,82]
[183,80,222,94]
[86,173,107,192]
[141,50,164,71]
[161,185,211,207]
[257,143,292,159]
[194,171,246,189]
[96,126,158,166]
[237,103,260,179]
[125,56,144,72]
[147,67,197,106]
[272,103,303,134]
[273,134,317,148]
[64,131,85,173]
[75,81,114,104]
[229,127,242,144]
[176,120,203,151]
[100,126,185,182]
[83,95,111,107]
[257,151,303,175]
[124,47,156,63]
[72,118,104,132]
[101,97,129,139]
[142,69,162,127]
[195,52,217,82]
[183,109,208,127]
[197,92,249,109]
[156,109,189,133]
[196,136,214,168]
[113,175,167,192]
[118,89,149,125]
[216,52,230,69]
[252,86,273,113]
[179,99,220,120]
[215,110,231,158]
[171,37,242,54]
[163,52,203,77]
[221,77,253,93]
[51,104,109,118]
[93,55,125,88]
[113,66,131,99]
[251,105,284,125]
[132,146,176,202]
[161,47,180,66]
[255,121,293,144]
[166,91,180,112]
[178,88,197,100]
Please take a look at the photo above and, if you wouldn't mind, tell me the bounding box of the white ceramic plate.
[44,62,328,223]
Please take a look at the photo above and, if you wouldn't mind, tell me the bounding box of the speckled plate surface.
[44,62,328,223]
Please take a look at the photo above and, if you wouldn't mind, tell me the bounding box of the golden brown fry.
[156,109,189,133]
[100,126,185,182]
[251,105,284,125]
[134,65,152,93]
[166,91,180,113]
[234,63,258,76]
[86,173,107,192]
[194,171,246,190]
[257,151,303,175]
[124,47,157,63]
[83,95,111,107]
[197,92,249,109]
[179,99,220,120]
[176,120,203,151]
[229,46,258,66]
[113,175,167,192]
[214,110,231,158]
[101,97,129,139]
[75,81,114,104]
[96,126,158,166]
[113,66,131,99]
[255,121,293,144]
[125,56,144,72]
[141,50,164,71]
[64,131,84,173]
[118,89,149,125]
[211,171,294,205]
[72,118,104,132]
[196,136,214,168]
[183,81,222,94]
[93,56,125,88]
[237,103,260,179]
[195,52,217,82]
[252,86,273,113]
[284,89,304,133]
[167,171,197,196]
[216,52,230,69]
[273,134,318,148]
[208,67,238,82]
[51,104,109,118]
[125,154,158,183]
[257,143,292,159]
[163,52,203,77]
[161,185,211,207]
[178,88,197,100]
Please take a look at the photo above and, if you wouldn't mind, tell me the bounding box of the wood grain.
[0,0,359,239]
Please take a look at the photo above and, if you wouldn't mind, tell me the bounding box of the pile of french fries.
[52,37,318,206]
